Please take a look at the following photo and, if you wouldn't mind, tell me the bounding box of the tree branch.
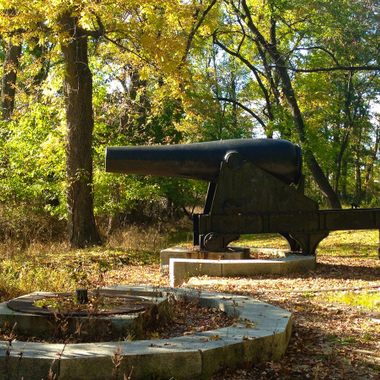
[278,65,380,73]
[181,0,218,63]
[292,45,341,66]
[213,32,276,119]
[213,32,263,75]
[217,96,267,129]
[103,35,157,69]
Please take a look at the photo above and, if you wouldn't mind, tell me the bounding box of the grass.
[236,230,379,258]
[236,233,288,248]
[318,230,379,257]
[324,291,380,311]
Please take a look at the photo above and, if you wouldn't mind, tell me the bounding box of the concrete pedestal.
[169,255,316,287]
[160,246,250,270]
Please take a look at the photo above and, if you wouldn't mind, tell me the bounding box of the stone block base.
[160,246,250,269]
[169,255,316,287]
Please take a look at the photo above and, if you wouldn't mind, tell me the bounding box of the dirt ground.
[105,254,380,379]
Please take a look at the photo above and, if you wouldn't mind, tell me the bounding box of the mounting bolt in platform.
[76,288,89,304]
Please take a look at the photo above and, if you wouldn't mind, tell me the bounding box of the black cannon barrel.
[106,138,302,184]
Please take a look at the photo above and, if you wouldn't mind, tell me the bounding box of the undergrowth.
[0,228,378,302]
[0,224,189,301]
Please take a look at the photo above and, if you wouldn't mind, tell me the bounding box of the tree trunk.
[334,130,350,193]
[354,154,362,203]
[264,58,340,206]
[341,158,348,201]
[280,73,341,207]
[239,1,341,208]
[353,120,363,204]
[1,41,21,120]
[230,64,238,131]
[363,125,380,198]
[60,13,101,248]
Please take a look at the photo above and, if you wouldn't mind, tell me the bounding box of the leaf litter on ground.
[0,229,379,379]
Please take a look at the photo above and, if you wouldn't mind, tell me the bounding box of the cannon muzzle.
[106,138,301,185]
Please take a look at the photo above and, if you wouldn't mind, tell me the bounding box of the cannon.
[106,139,301,184]
[106,139,380,255]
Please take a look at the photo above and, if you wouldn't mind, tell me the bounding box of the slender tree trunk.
[230,65,238,131]
[353,122,363,203]
[335,73,354,193]
[334,130,350,193]
[354,154,362,202]
[1,41,21,120]
[60,13,101,248]
[341,158,348,201]
[363,125,380,197]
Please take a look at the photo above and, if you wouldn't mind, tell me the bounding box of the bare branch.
[213,32,276,118]
[279,65,380,73]
[103,35,157,69]
[213,32,263,75]
[292,45,341,66]
[270,17,276,46]
[217,96,267,128]
[236,19,246,54]
[181,0,218,63]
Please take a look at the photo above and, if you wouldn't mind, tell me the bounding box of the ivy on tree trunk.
[60,12,101,248]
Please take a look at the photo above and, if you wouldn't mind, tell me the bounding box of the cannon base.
[160,246,250,271]
[169,255,316,287]
[162,245,317,286]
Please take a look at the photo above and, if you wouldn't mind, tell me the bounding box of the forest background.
[0,0,379,248]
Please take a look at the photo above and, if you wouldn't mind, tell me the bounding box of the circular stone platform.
[7,289,154,316]
[0,285,292,380]
[1,289,168,340]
